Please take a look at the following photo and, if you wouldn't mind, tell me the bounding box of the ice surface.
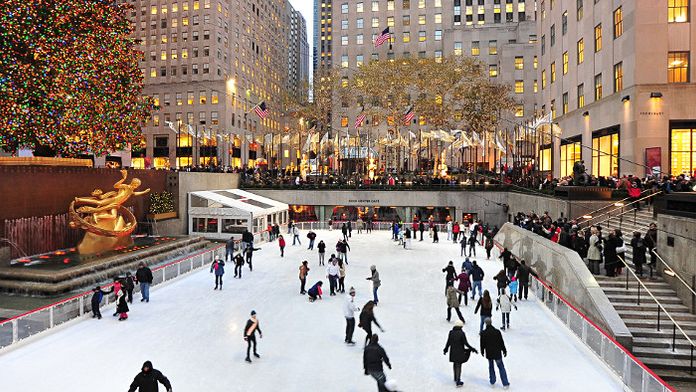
[0,230,623,391]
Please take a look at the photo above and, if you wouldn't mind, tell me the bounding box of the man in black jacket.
[480,318,509,388]
[135,262,153,303]
[128,361,172,392]
[516,260,538,300]
[442,261,457,295]
[244,310,263,363]
[363,334,392,392]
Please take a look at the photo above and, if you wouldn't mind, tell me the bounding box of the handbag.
[462,348,472,363]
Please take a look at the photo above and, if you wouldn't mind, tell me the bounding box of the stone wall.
[494,223,633,349]
[655,214,696,313]
[507,191,613,220]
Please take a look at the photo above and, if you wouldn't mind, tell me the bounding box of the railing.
[290,220,481,238]
[241,181,512,191]
[617,255,695,374]
[575,189,656,223]
[652,250,696,314]
[530,275,675,392]
[0,244,226,351]
[579,191,661,229]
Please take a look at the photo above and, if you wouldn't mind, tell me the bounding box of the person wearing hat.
[244,310,263,363]
[343,287,360,345]
[128,360,172,392]
[366,265,381,305]
[90,285,113,319]
[443,320,478,387]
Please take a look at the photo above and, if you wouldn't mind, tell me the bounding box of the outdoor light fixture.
[614,202,625,207]
[582,215,593,219]
[650,92,663,98]
[582,111,589,117]
[621,95,630,102]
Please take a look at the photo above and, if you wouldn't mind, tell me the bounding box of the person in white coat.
[496,288,517,330]
[326,259,340,296]
[344,287,360,345]
[446,221,453,241]
[292,225,301,246]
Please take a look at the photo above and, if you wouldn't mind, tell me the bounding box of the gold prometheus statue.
[69,170,150,255]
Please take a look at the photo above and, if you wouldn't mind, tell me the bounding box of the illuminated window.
[187,91,194,105]
[435,0,441,7]
[388,0,395,11]
[150,67,156,78]
[514,105,524,117]
[562,52,569,74]
[594,73,602,101]
[418,0,425,8]
[514,80,524,93]
[153,114,160,126]
[372,0,379,11]
[541,70,547,89]
[193,0,199,10]
[668,51,690,83]
[199,91,207,105]
[403,32,410,43]
[551,62,556,83]
[514,56,524,70]
[387,17,394,27]
[668,0,689,23]
[419,31,426,42]
[419,15,426,25]
[592,132,619,177]
[176,93,183,106]
[489,64,498,77]
[471,41,480,56]
[211,91,219,104]
[539,146,552,171]
[152,94,160,107]
[372,17,379,28]
[182,49,188,59]
[613,7,623,38]
[357,2,364,12]
[594,24,602,52]
[577,39,584,64]
[489,40,497,55]
[151,5,157,14]
[534,80,538,93]
[341,116,349,127]
[614,62,623,92]
[435,13,442,23]
[454,42,462,56]
[577,84,585,108]
[562,92,569,114]
[534,55,538,69]
[671,127,696,175]
[161,50,167,61]
[560,141,582,177]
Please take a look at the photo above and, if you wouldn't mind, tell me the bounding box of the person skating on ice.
[484,235,494,259]
[344,287,360,345]
[470,261,485,300]
[308,281,323,302]
[454,267,471,306]
[359,300,384,347]
[493,269,510,295]
[480,317,510,388]
[508,276,519,302]
[307,230,317,250]
[244,310,262,363]
[292,225,301,246]
[244,244,260,271]
[432,225,439,243]
[341,222,349,241]
[278,235,286,257]
[347,220,352,237]
[210,257,225,290]
[135,262,153,303]
[90,285,113,319]
[443,320,478,388]
[442,260,457,295]
[496,288,517,330]
[317,240,326,265]
[116,286,129,321]
[327,258,340,296]
[474,290,493,332]
[363,334,392,392]
[445,285,465,323]
[124,272,136,304]
[299,260,309,294]
[467,234,479,257]
[233,253,245,279]
[366,265,381,305]
[127,361,172,392]
[338,259,346,293]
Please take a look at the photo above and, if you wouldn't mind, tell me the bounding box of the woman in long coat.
[443,320,478,387]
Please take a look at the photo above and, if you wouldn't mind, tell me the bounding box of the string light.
[0,0,153,156]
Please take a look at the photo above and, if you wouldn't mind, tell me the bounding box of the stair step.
[634,337,696,350]
[603,287,676,296]
[613,303,690,313]
[653,369,696,386]
[607,295,683,305]
[625,318,696,330]
[633,346,696,360]
[638,356,696,372]
[628,327,696,341]
[618,310,696,322]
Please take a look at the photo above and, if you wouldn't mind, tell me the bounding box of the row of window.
[542,0,688,24]
[146,63,219,77]
[341,0,444,14]
[151,91,220,108]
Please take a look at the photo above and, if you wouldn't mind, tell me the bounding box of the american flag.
[354,112,367,129]
[253,101,269,119]
[403,106,415,125]
[374,27,391,48]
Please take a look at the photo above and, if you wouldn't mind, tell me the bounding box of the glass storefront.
[539,146,552,171]
[560,140,582,177]
[592,130,619,178]
[671,127,696,175]
[289,205,318,222]
[413,207,454,223]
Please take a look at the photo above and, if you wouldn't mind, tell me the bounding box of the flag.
[374,27,391,48]
[253,101,269,119]
[164,121,179,134]
[320,132,329,144]
[186,124,194,135]
[354,112,367,129]
[403,106,415,125]
[408,131,417,139]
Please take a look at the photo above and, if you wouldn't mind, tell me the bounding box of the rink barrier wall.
[0,244,226,351]
[529,276,674,392]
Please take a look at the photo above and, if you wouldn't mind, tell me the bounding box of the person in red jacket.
[278,235,286,257]
[452,222,461,243]
[455,268,472,306]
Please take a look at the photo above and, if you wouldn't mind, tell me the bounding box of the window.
[435,13,442,23]
[357,18,364,28]
[372,17,379,27]
[341,116,349,127]
[150,67,157,78]
[562,52,569,74]
[387,16,394,27]
[435,50,443,62]
[372,0,379,11]
[551,62,556,83]
[594,24,602,52]
[514,104,524,117]
[211,91,219,104]
[419,0,425,8]
[592,132,619,177]
[403,32,410,43]
[341,36,348,46]
[613,7,623,38]
[514,56,524,70]
[402,15,410,25]
[357,2,364,12]
[562,11,568,35]
[435,30,442,40]
[534,80,538,93]
[341,3,348,13]
[471,41,480,56]
[341,55,348,68]
[541,35,545,55]
[560,141,582,177]
[489,64,498,77]
[562,92,569,114]
[515,80,524,93]
[668,51,690,83]
[357,34,364,45]
[176,93,183,106]
[403,0,410,9]
[342,20,348,30]
[671,127,696,175]
[356,54,364,67]
[419,15,426,25]
[577,39,584,64]
[577,84,585,108]
[388,0,395,11]
[541,69,547,89]
[454,42,463,56]
[668,0,689,23]
[199,91,207,105]
[594,73,603,101]
[551,99,556,119]
[419,31,426,42]
[577,0,583,20]
[489,40,497,55]
[534,55,538,69]
[539,146,552,171]
[614,62,623,92]
[550,24,555,47]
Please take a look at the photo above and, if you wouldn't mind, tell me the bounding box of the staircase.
[592,205,696,389]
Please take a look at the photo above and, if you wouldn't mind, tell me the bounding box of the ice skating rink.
[0,230,624,391]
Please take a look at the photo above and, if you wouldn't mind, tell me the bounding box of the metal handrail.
[580,191,661,228]
[652,250,696,299]
[617,255,696,371]
[575,188,654,221]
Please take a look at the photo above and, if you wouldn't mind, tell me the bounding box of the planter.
[147,211,177,221]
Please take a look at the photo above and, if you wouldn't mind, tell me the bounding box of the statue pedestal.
[77,232,134,255]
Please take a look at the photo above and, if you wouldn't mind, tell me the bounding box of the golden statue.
[69,170,150,255]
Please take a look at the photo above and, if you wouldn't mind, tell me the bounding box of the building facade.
[537,0,696,179]
[287,5,311,100]
[130,0,306,169]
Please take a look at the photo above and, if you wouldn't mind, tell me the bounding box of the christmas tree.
[0,0,153,156]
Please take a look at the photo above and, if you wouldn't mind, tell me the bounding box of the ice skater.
[459,235,467,257]
[90,285,113,319]
[292,225,301,245]
[307,230,317,250]
[210,257,225,290]
[317,240,326,265]
[442,260,457,295]
[508,276,519,302]
[111,277,123,317]
[480,318,510,388]
[342,222,349,241]
[127,361,172,392]
[484,235,494,259]
[432,225,439,243]
[359,300,384,347]
[299,260,309,294]
[443,320,478,388]
[124,272,135,304]
[366,265,381,305]
[363,334,392,392]
[338,259,346,293]
[327,259,340,296]
[348,220,353,237]
[474,290,493,332]
[244,310,263,363]
[496,288,517,330]
[470,261,484,300]
[308,281,323,302]
[344,287,360,345]
[135,262,153,303]
[245,245,260,271]
[116,287,129,321]
[234,252,245,278]
[446,285,465,323]
[278,235,286,257]
[494,269,510,295]
[455,267,471,306]
[467,234,478,257]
